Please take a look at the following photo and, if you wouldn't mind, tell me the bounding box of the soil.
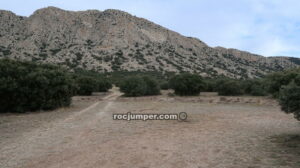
[0,88,300,168]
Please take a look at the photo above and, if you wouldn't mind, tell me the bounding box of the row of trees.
[0,59,112,113]
[119,73,267,97]
[1,59,299,119]
[118,70,300,120]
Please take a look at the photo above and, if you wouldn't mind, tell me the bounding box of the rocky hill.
[0,7,299,78]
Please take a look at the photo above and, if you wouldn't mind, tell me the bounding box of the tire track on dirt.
[21,88,123,168]
[1,88,122,168]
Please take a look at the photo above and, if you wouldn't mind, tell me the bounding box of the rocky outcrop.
[0,7,299,78]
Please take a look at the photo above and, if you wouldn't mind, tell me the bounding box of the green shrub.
[0,59,76,113]
[143,76,161,95]
[73,69,112,94]
[160,81,170,90]
[75,78,111,96]
[249,84,267,96]
[120,77,147,97]
[169,74,205,96]
[279,81,300,120]
[75,76,98,96]
[242,79,267,96]
[120,76,160,97]
[266,69,300,98]
[202,78,217,92]
[216,79,243,96]
[108,71,175,87]
[96,78,112,92]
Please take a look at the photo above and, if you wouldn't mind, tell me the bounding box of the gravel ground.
[0,89,299,168]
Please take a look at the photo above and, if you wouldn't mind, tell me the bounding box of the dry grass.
[0,89,299,168]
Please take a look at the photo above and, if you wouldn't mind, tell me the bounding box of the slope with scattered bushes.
[2,7,300,78]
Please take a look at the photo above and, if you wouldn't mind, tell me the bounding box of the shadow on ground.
[267,133,300,166]
[270,134,300,153]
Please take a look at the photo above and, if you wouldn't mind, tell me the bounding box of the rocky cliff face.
[0,7,299,78]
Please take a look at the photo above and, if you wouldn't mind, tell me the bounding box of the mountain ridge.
[0,6,299,78]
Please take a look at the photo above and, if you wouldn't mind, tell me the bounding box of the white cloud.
[256,38,290,56]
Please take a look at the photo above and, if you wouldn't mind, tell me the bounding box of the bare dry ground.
[0,88,300,168]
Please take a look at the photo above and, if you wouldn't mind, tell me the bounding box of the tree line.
[117,69,300,121]
[0,59,111,113]
[1,59,299,120]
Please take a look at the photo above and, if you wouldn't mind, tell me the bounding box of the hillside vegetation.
[0,7,299,78]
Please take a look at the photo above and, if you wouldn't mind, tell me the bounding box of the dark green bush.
[215,79,243,96]
[279,81,300,120]
[120,77,147,97]
[249,84,267,96]
[169,74,205,96]
[73,69,112,95]
[143,76,161,95]
[96,78,112,92]
[0,59,76,113]
[202,78,218,92]
[242,79,267,96]
[120,76,160,97]
[108,71,175,87]
[75,76,112,96]
[266,69,300,97]
[160,81,170,90]
[75,76,98,96]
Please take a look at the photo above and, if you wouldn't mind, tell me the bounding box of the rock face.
[0,7,299,78]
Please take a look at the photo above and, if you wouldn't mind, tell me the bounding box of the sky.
[0,0,299,57]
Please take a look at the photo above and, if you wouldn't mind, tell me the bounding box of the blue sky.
[0,0,299,57]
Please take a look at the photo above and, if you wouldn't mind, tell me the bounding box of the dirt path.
[0,89,300,168]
